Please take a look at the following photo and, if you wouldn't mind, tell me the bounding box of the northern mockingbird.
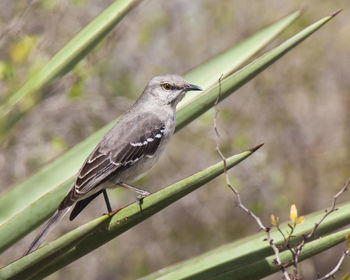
[25,74,202,255]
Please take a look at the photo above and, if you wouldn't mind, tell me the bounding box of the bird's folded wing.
[60,113,166,208]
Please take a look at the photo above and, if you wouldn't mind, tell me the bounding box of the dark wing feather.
[59,113,165,211]
[69,190,103,220]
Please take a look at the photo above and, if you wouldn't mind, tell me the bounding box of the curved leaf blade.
[215,228,350,280]
[0,11,336,254]
[0,10,302,225]
[0,121,116,224]
[0,148,260,280]
[179,9,301,106]
[175,12,336,131]
[140,201,350,280]
[0,0,143,131]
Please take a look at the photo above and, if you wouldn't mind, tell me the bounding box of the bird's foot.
[107,206,125,217]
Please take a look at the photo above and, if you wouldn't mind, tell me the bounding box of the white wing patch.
[130,132,164,147]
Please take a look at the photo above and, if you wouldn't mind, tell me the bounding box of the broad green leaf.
[178,9,301,107]
[0,10,335,254]
[0,178,73,253]
[140,201,350,280]
[0,0,143,133]
[0,121,116,224]
[0,148,260,280]
[175,12,337,132]
[0,10,302,225]
[214,228,350,280]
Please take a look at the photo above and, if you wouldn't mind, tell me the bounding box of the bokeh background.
[1,0,350,279]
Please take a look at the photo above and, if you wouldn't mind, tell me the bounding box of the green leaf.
[0,178,73,253]
[179,9,301,107]
[140,201,350,280]
[0,0,143,132]
[0,9,334,255]
[0,121,116,224]
[214,228,350,280]
[175,11,337,132]
[0,9,302,226]
[0,148,260,280]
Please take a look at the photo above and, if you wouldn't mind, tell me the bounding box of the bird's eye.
[162,83,172,91]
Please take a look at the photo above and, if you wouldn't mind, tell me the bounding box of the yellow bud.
[341,272,349,280]
[346,233,350,251]
[270,214,279,226]
[290,204,298,224]
[296,216,305,225]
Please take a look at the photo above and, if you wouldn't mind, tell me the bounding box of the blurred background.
[0,0,349,279]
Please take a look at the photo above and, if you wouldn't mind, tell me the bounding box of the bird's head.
[144,74,202,107]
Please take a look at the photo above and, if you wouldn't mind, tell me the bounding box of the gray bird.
[25,74,202,255]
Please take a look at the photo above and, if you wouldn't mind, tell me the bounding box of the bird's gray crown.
[142,74,202,107]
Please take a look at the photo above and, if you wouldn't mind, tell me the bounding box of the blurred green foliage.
[0,1,348,279]
[9,35,37,64]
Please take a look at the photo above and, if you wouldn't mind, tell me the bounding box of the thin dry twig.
[292,178,350,274]
[317,249,349,280]
[213,76,291,280]
[213,75,350,280]
[274,178,350,280]
[307,178,349,240]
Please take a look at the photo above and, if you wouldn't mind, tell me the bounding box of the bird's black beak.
[185,83,202,92]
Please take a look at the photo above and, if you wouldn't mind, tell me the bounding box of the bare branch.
[317,249,349,280]
[213,76,291,280]
[213,75,350,280]
[306,178,349,240]
[292,177,350,274]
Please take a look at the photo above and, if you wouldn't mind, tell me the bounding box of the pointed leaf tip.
[331,9,343,17]
[249,143,264,153]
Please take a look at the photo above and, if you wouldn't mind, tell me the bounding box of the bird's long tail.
[25,206,72,255]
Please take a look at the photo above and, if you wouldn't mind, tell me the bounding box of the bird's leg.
[118,182,151,211]
[103,190,126,217]
[103,189,113,213]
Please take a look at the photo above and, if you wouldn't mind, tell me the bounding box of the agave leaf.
[0,0,143,137]
[221,229,350,280]
[175,12,337,131]
[210,228,350,280]
[140,199,350,279]
[179,9,301,106]
[0,147,260,280]
[0,10,302,224]
[0,10,335,254]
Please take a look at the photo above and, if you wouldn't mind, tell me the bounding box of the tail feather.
[25,206,71,255]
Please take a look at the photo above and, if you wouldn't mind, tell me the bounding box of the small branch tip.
[331,9,343,17]
[249,143,264,153]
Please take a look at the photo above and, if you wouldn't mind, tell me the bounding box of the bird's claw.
[105,206,125,217]
[136,192,151,212]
